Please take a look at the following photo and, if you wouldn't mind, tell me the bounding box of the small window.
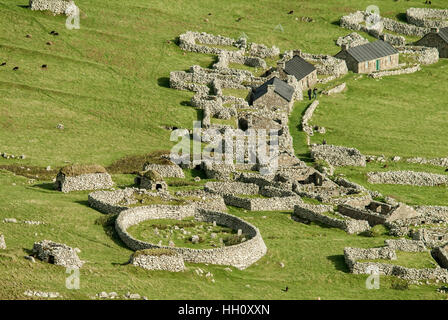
[365,61,369,68]
[389,56,392,63]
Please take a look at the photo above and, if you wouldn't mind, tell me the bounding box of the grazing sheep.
[12,66,19,71]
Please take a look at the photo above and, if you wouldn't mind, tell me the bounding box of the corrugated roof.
[284,55,316,81]
[439,27,448,43]
[345,40,398,63]
[253,77,294,102]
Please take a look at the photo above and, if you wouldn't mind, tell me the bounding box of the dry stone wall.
[29,0,76,15]
[367,170,448,186]
[55,172,114,193]
[129,252,185,272]
[115,206,267,269]
[32,240,83,268]
[293,203,370,234]
[311,144,366,167]
[407,8,448,29]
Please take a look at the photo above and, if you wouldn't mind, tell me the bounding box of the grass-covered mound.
[59,164,107,176]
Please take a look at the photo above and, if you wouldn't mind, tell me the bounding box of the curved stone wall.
[115,207,267,269]
[407,8,448,29]
[29,0,75,15]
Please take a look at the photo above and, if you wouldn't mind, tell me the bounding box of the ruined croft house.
[277,54,317,90]
[416,27,448,58]
[335,40,399,73]
[55,164,114,193]
[251,77,295,113]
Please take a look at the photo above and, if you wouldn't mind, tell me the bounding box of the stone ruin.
[344,240,448,283]
[433,244,448,269]
[293,203,371,234]
[134,169,167,191]
[29,0,77,16]
[311,144,366,167]
[55,164,114,193]
[129,249,185,272]
[32,240,83,268]
[337,200,421,226]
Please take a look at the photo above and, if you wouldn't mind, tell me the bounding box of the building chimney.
[341,44,349,51]
[292,49,301,57]
[267,84,275,93]
[431,27,439,33]
[277,61,285,70]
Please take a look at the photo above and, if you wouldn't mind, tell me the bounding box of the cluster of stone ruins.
[5,5,448,283]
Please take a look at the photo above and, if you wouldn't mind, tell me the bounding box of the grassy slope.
[0,0,448,299]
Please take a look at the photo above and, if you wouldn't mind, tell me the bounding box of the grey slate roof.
[439,27,448,43]
[253,77,294,102]
[344,40,398,63]
[284,55,316,81]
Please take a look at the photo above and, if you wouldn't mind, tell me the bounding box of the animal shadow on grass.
[327,255,350,273]
[157,77,170,88]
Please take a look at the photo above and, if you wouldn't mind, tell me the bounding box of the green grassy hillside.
[0,0,447,300]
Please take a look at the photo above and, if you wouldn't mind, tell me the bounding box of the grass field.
[1,0,448,300]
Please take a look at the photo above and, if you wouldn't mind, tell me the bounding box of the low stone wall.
[88,188,132,214]
[129,251,185,272]
[56,172,114,193]
[32,240,83,268]
[293,204,370,234]
[338,204,387,226]
[323,83,346,95]
[223,194,302,211]
[311,144,366,167]
[204,181,259,196]
[407,8,448,29]
[143,163,184,178]
[115,207,267,269]
[29,0,76,15]
[407,156,448,167]
[384,239,427,252]
[380,33,406,47]
[398,46,439,65]
[368,64,421,79]
[344,246,448,283]
[336,32,369,49]
[340,10,430,39]
[301,100,319,136]
[367,170,448,186]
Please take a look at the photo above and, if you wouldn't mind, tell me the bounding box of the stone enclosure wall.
[407,8,448,29]
[129,251,185,272]
[115,206,267,269]
[367,170,448,186]
[293,203,370,234]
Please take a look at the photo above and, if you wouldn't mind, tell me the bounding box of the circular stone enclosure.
[115,205,267,269]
